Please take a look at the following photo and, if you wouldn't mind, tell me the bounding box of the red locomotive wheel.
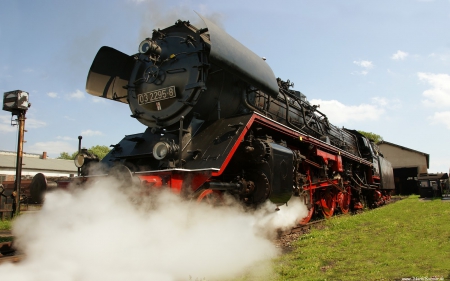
[196,189,223,205]
[299,205,315,225]
[299,190,314,225]
[337,187,351,214]
[320,191,336,218]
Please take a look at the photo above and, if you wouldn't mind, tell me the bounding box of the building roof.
[378,141,430,169]
[0,154,77,173]
[417,173,448,180]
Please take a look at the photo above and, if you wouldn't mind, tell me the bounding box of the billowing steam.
[0,178,307,280]
[134,0,227,40]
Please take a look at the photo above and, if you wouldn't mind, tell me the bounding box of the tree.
[57,145,111,160]
[57,152,74,160]
[357,130,383,143]
[87,145,111,160]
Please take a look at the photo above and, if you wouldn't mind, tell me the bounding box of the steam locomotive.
[74,15,394,223]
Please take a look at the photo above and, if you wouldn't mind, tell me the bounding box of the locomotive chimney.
[42,151,47,159]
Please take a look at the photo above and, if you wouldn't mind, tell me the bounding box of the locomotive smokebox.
[85,14,279,129]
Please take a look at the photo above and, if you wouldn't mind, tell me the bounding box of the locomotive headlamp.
[74,153,85,168]
[153,142,170,160]
[152,141,178,160]
[73,149,100,176]
[138,39,161,56]
[74,149,100,168]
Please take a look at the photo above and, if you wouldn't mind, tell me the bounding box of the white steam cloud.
[0,178,307,280]
[134,0,226,41]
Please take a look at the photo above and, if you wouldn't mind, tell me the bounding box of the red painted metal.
[190,173,212,192]
[373,190,384,206]
[353,202,363,209]
[196,189,222,204]
[167,174,184,194]
[304,178,342,191]
[316,148,343,172]
[197,189,214,202]
[299,171,315,225]
[299,204,314,225]
[374,190,382,201]
[137,175,163,187]
[137,171,210,194]
[320,191,336,218]
[56,181,71,189]
[337,186,351,214]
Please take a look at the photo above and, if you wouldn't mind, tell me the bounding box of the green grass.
[0,219,11,231]
[0,236,13,243]
[0,219,12,243]
[274,196,450,280]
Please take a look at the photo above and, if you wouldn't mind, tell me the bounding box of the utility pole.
[3,90,30,216]
[77,136,82,176]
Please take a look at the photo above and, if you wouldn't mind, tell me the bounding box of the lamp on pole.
[3,90,31,216]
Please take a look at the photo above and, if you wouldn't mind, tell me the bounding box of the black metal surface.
[29,173,47,204]
[268,142,294,203]
[183,114,253,170]
[86,46,135,103]
[198,15,279,98]
[82,16,398,210]
[126,25,206,128]
[378,156,395,190]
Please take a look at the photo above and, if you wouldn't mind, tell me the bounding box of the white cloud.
[47,92,58,98]
[353,60,374,69]
[428,111,450,129]
[68,89,85,99]
[64,116,76,121]
[26,118,47,129]
[352,60,373,75]
[391,50,409,60]
[418,72,450,107]
[0,114,17,133]
[57,136,75,141]
[81,129,103,136]
[371,96,402,109]
[0,115,45,132]
[27,141,77,156]
[351,70,369,76]
[308,99,385,125]
[428,52,450,62]
[92,97,107,103]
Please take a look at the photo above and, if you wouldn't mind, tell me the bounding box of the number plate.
[137,86,176,105]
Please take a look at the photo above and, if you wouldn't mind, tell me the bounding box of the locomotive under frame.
[69,15,395,224]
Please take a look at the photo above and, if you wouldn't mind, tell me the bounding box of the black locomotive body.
[78,15,394,222]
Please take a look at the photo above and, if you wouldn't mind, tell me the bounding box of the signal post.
[2,90,31,216]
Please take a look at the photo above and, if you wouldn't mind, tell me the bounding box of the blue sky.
[1,0,449,173]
